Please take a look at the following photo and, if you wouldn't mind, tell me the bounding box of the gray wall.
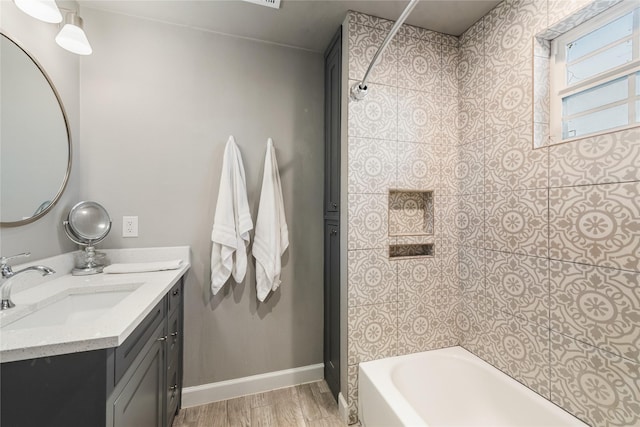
[79,8,325,386]
[0,1,80,260]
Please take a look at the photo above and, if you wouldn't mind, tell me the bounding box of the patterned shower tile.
[397,256,440,301]
[347,302,398,365]
[485,61,533,137]
[458,41,485,99]
[348,10,393,31]
[457,139,484,195]
[397,141,440,191]
[534,121,551,149]
[548,0,593,27]
[442,44,459,97]
[441,250,460,292]
[440,144,459,195]
[389,190,434,236]
[440,95,459,144]
[549,182,640,272]
[485,124,548,192]
[397,35,442,94]
[475,290,502,365]
[393,234,435,245]
[348,194,388,250]
[486,250,549,327]
[547,0,622,31]
[439,296,460,347]
[348,249,397,307]
[458,291,487,355]
[550,331,640,427]
[398,24,442,44]
[459,247,485,293]
[485,189,549,258]
[460,17,484,48]
[484,0,547,68]
[533,55,550,124]
[397,299,442,354]
[458,96,485,146]
[549,127,640,188]
[441,33,459,47]
[348,23,397,87]
[436,195,460,251]
[486,311,550,398]
[458,194,485,248]
[397,88,440,144]
[347,364,359,425]
[550,261,640,362]
[348,80,397,140]
[347,137,395,194]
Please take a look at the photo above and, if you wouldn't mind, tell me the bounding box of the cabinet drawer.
[114,300,165,384]
[167,309,181,360]
[168,280,182,314]
[166,355,180,423]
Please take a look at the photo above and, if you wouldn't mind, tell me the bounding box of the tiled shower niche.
[388,190,434,258]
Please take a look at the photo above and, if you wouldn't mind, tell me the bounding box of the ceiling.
[81,0,501,52]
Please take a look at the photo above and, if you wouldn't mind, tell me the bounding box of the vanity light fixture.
[13,0,62,23]
[55,11,92,55]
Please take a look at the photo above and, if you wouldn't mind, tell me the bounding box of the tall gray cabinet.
[323,26,342,401]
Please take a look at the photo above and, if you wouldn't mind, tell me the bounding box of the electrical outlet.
[122,216,138,237]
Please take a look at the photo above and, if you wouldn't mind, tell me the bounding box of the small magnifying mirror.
[63,201,111,275]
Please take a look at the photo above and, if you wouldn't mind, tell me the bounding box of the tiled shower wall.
[345,11,461,424]
[345,1,640,426]
[456,0,640,426]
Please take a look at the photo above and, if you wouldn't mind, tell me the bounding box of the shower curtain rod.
[351,0,420,101]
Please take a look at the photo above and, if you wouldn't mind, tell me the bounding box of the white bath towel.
[210,136,253,295]
[253,138,289,302]
[103,260,183,274]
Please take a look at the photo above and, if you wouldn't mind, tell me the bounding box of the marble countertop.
[0,246,190,363]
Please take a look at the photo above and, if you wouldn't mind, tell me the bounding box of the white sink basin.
[2,283,143,331]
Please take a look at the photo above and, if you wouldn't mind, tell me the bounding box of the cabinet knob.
[172,289,180,296]
[332,203,338,209]
[330,229,337,235]
[157,336,168,342]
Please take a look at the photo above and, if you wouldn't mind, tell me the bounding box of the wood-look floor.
[172,380,345,427]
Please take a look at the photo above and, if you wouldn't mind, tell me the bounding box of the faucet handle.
[0,252,31,266]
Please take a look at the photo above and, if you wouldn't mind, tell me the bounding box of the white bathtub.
[358,346,587,427]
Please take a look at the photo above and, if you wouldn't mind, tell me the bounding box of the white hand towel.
[103,260,183,274]
[211,136,253,295]
[252,138,289,302]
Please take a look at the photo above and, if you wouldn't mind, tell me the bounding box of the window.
[550,0,640,141]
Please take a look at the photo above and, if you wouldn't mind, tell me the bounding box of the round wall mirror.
[0,33,72,226]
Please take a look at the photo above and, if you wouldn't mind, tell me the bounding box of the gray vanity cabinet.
[109,279,184,427]
[111,321,165,427]
[0,278,184,427]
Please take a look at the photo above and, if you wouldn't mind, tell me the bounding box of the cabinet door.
[166,308,182,426]
[113,324,164,427]
[323,220,340,399]
[324,26,342,218]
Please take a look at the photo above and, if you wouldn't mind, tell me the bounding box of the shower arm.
[351,0,420,101]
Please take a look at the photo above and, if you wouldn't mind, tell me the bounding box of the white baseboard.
[338,392,349,424]
[182,363,324,408]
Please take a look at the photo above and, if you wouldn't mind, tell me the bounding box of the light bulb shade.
[55,13,92,55]
[13,0,62,23]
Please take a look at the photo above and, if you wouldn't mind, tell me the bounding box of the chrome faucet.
[0,252,55,310]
